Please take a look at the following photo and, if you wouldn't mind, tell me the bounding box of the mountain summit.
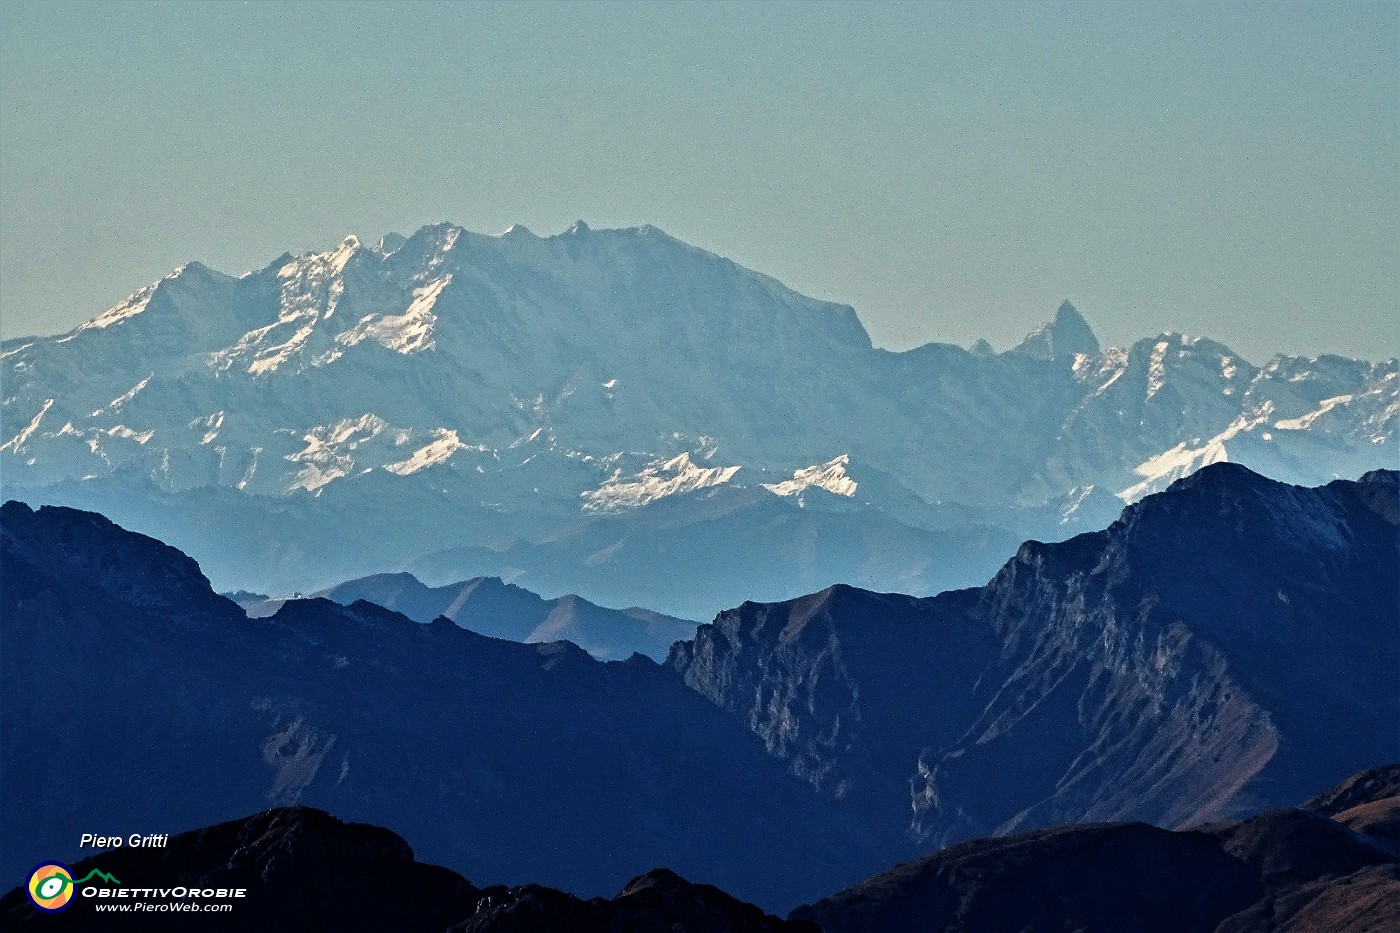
[1010,299,1101,360]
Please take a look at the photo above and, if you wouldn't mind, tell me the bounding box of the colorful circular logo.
[27,862,76,912]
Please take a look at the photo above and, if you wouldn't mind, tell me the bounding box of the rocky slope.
[671,464,1400,850]
[3,223,1392,610]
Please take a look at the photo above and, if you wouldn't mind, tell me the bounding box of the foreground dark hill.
[5,771,1394,932]
[0,501,879,910]
[793,767,1400,933]
[672,465,1400,848]
[0,807,810,932]
[237,571,696,661]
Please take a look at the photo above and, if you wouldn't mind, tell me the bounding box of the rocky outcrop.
[0,499,240,623]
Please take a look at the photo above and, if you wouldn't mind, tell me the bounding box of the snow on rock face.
[1058,484,1098,524]
[1,398,54,453]
[1274,394,1356,432]
[283,415,485,492]
[210,237,369,375]
[92,374,153,416]
[335,276,448,355]
[286,414,390,493]
[1119,403,1276,502]
[384,428,475,475]
[192,412,225,445]
[70,285,158,334]
[1070,347,1129,395]
[1146,340,1172,399]
[582,452,742,512]
[763,455,858,499]
[104,424,155,445]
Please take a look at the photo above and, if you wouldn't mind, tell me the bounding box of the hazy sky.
[1,1,1395,360]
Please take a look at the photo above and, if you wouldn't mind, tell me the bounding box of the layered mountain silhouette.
[0,501,881,910]
[402,482,1031,619]
[4,772,1395,932]
[3,223,1392,613]
[3,463,1396,911]
[234,572,695,661]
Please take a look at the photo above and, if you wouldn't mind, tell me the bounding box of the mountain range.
[3,222,1393,616]
[233,572,695,661]
[4,462,1395,912]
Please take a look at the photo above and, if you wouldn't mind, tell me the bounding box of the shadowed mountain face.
[2,465,1396,912]
[238,571,696,661]
[671,465,1400,851]
[0,807,811,933]
[3,223,1393,611]
[0,501,882,911]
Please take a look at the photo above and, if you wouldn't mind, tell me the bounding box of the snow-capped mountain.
[2,222,1394,602]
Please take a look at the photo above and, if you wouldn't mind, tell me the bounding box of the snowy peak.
[1010,300,1100,361]
[581,452,743,512]
[36,220,875,378]
[763,455,858,499]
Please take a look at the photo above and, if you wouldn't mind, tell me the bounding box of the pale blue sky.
[1,1,1395,359]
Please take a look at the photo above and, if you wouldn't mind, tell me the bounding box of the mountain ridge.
[235,570,696,661]
[671,463,1400,848]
